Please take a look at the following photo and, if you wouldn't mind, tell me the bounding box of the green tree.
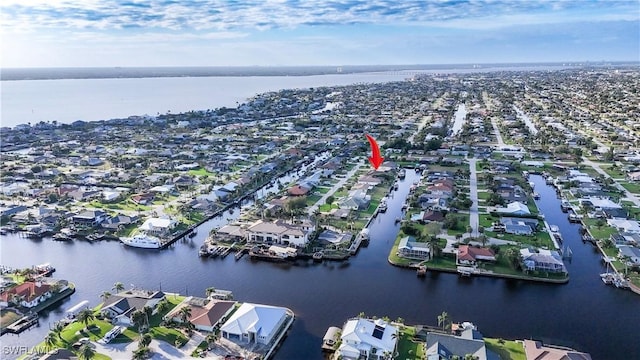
[205,287,216,298]
[132,346,150,360]
[44,332,57,350]
[437,311,450,331]
[78,343,95,360]
[100,291,111,303]
[179,306,192,324]
[112,282,124,293]
[131,310,147,333]
[139,333,152,349]
[77,309,95,329]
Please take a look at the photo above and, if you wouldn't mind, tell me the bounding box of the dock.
[5,313,38,334]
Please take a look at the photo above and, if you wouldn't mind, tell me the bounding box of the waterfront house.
[618,246,640,267]
[607,219,640,233]
[522,339,592,360]
[212,225,247,242]
[164,296,236,332]
[337,318,398,360]
[520,248,566,273]
[0,281,52,308]
[318,230,352,246]
[72,210,108,228]
[100,290,165,326]
[139,217,177,236]
[288,184,312,196]
[220,302,289,345]
[246,219,314,247]
[425,329,488,360]
[101,215,139,231]
[456,245,496,266]
[494,201,530,216]
[397,236,430,260]
[499,217,538,235]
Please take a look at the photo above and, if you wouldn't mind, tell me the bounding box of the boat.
[34,263,55,276]
[378,202,388,213]
[120,234,162,249]
[550,225,560,232]
[52,233,73,241]
[568,212,581,223]
[533,192,540,199]
[398,169,406,179]
[394,217,401,224]
[560,200,571,212]
[188,229,197,238]
[313,251,324,261]
[416,265,427,276]
[601,273,614,285]
[546,176,555,185]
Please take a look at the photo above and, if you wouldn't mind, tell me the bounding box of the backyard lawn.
[485,338,526,360]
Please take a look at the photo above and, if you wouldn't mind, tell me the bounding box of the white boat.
[550,225,559,232]
[120,234,162,249]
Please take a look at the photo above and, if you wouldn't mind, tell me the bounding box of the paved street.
[468,157,480,238]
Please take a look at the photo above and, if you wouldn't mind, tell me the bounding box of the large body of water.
[1,173,638,359]
[0,65,573,128]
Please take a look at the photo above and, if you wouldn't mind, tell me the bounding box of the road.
[468,157,480,238]
[307,162,363,216]
[581,157,640,207]
[490,116,505,147]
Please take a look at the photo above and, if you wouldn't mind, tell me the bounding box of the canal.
[0,171,638,359]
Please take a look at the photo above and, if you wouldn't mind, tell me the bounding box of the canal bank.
[1,172,639,360]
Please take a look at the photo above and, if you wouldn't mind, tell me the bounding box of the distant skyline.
[1,0,638,68]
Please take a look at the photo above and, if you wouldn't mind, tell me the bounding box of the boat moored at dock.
[120,234,162,249]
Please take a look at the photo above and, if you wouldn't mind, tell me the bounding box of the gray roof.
[426,333,487,360]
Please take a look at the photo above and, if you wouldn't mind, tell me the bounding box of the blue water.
[0,172,638,359]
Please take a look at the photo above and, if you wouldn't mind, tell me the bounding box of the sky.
[1,0,639,68]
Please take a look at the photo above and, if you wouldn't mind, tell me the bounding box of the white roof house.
[607,219,640,233]
[246,219,314,247]
[139,218,176,235]
[495,201,530,216]
[220,303,289,345]
[338,318,398,360]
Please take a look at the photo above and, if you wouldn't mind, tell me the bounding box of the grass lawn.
[316,187,331,194]
[305,195,322,207]
[477,191,491,200]
[396,326,425,359]
[526,198,539,215]
[446,215,470,236]
[485,338,526,360]
[318,204,338,212]
[188,168,215,177]
[479,214,496,229]
[485,231,554,248]
[88,199,151,212]
[601,166,626,179]
[149,326,188,346]
[620,182,640,194]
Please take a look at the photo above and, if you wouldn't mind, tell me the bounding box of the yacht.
[120,234,162,249]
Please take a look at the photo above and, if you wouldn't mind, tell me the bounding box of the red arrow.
[365,134,384,170]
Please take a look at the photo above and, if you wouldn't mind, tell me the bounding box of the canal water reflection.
[0,171,638,359]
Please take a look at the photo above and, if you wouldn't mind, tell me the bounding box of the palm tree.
[437,311,449,331]
[78,343,95,360]
[179,306,192,325]
[53,321,65,340]
[131,310,147,333]
[205,287,216,298]
[156,299,171,315]
[205,332,218,347]
[77,309,95,329]
[100,291,111,303]
[44,332,57,350]
[132,347,150,360]
[425,235,441,260]
[139,333,152,349]
[142,305,153,329]
[112,282,124,293]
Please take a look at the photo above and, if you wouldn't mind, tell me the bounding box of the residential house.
[131,193,155,205]
[139,217,177,236]
[422,210,445,223]
[100,290,166,326]
[101,215,138,231]
[397,236,430,260]
[607,219,640,233]
[520,248,566,273]
[212,225,247,242]
[288,184,312,196]
[220,303,290,345]
[246,219,314,247]
[522,340,592,360]
[318,230,352,246]
[164,296,236,332]
[339,189,371,210]
[618,246,640,266]
[494,201,530,216]
[338,318,398,360]
[0,281,52,308]
[72,210,108,228]
[425,324,488,360]
[456,245,496,266]
[499,217,538,235]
